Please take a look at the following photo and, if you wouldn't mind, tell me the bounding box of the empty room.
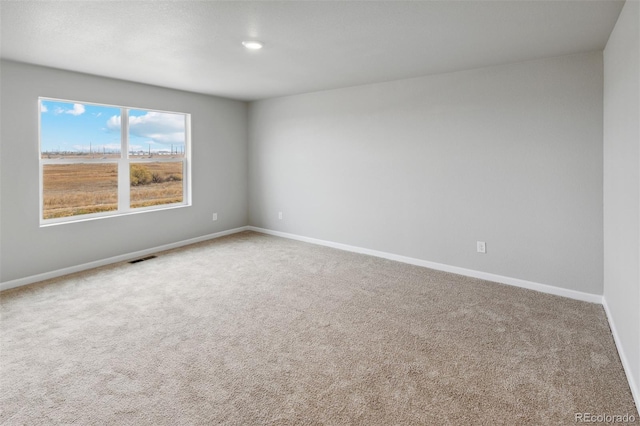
[1,0,638,424]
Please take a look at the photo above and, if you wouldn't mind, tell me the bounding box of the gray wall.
[249,52,604,295]
[0,60,248,283]
[604,0,640,403]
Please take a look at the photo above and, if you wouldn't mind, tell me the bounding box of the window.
[39,98,190,224]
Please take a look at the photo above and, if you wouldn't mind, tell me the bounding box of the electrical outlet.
[477,241,486,254]
[212,213,217,221]
[278,211,283,220]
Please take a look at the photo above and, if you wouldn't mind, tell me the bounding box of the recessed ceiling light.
[242,41,263,50]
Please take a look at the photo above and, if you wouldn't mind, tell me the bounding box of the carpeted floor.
[0,231,637,425]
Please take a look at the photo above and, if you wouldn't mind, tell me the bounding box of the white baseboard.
[3,224,603,303]
[247,226,603,304]
[248,226,640,409]
[0,226,250,292]
[3,224,635,410]
[602,298,640,411]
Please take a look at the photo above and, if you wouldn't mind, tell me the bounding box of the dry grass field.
[130,162,183,209]
[43,162,183,219]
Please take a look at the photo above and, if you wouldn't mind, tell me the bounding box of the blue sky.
[40,100,186,154]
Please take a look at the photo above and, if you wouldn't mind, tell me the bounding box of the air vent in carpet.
[129,255,157,264]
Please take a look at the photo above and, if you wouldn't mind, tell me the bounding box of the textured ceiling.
[0,1,624,101]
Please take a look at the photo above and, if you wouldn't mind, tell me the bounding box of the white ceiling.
[0,1,624,101]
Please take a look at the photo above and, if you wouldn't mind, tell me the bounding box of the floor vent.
[129,255,157,264]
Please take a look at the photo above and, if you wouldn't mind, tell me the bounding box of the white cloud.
[107,111,185,146]
[66,103,85,116]
[41,104,48,113]
[52,103,86,116]
[129,112,185,145]
[106,115,121,130]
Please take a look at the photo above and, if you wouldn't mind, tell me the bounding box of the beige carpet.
[1,231,637,425]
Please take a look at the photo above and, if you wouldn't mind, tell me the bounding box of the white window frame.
[39,97,192,226]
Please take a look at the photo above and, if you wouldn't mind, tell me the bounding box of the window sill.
[39,203,191,227]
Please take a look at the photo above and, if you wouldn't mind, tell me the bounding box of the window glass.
[43,163,118,219]
[40,100,121,159]
[39,98,190,224]
[130,162,183,208]
[128,109,186,158]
